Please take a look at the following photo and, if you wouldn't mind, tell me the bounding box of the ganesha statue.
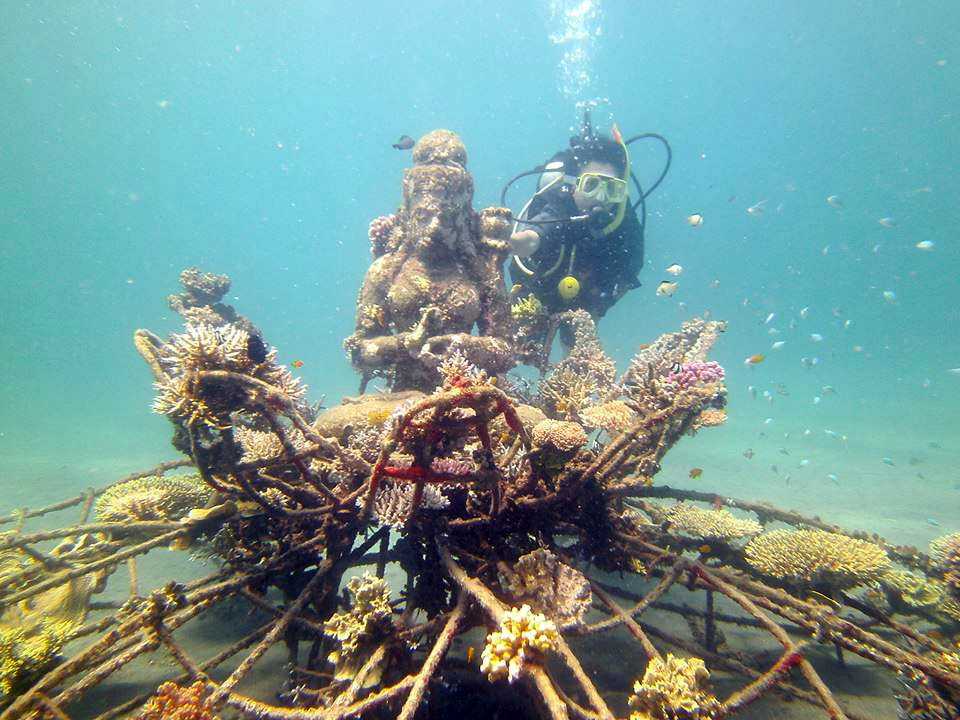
[344,130,515,391]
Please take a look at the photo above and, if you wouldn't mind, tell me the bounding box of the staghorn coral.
[579,400,636,434]
[365,480,449,530]
[663,503,762,541]
[744,529,890,590]
[621,318,727,413]
[628,653,720,720]
[437,348,489,389]
[480,605,559,683]
[95,474,211,523]
[324,574,395,684]
[539,366,599,418]
[531,419,588,454]
[555,309,617,391]
[152,322,306,429]
[136,679,219,720]
[511,294,544,323]
[498,549,591,629]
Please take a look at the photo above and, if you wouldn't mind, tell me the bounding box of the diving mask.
[575,172,628,204]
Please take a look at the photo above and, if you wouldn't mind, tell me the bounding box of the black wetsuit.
[509,186,644,318]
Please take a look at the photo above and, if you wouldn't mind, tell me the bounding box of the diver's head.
[572,160,625,213]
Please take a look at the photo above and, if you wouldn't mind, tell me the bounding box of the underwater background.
[1,0,958,694]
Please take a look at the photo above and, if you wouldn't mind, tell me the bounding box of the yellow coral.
[744,529,890,590]
[690,408,726,431]
[880,569,945,608]
[136,679,219,720]
[511,294,544,323]
[499,549,592,629]
[580,400,636,433]
[531,419,588,453]
[540,367,598,418]
[96,474,211,523]
[628,654,720,720]
[480,605,558,683]
[323,574,393,684]
[0,619,76,700]
[663,503,762,541]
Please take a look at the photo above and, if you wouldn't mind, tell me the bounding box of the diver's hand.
[509,229,540,258]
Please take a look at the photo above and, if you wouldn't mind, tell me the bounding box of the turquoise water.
[2,2,959,716]
[2,2,958,528]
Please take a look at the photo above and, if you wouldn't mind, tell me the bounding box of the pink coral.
[663,361,725,391]
[368,214,399,257]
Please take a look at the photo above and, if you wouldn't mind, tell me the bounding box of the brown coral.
[324,574,394,684]
[628,654,720,720]
[95,474,211,523]
[690,408,726,431]
[136,679,218,720]
[929,532,960,595]
[580,400,636,433]
[531,419,588,453]
[744,529,890,590]
[663,503,762,541]
[499,549,591,629]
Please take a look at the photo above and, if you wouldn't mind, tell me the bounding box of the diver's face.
[573,160,620,211]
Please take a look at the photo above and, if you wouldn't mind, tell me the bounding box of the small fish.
[689,467,703,479]
[827,473,839,484]
[813,396,821,405]
[767,327,780,336]
[392,134,415,150]
[881,457,895,466]
[821,245,830,256]
[743,449,754,460]
[852,345,864,353]
[821,385,836,395]
[771,464,779,473]
[669,361,683,374]
[872,243,882,253]
[656,281,679,297]
[799,306,809,319]
[637,343,651,350]
[826,195,843,209]
[810,333,824,342]
[929,441,943,449]
[764,417,774,425]
[824,429,838,438]
[771,341,785,350]
[949,368,960,376]
[843,319,852,329]
[878,216,896,228]
[686,213,704,227]
[746,199,767,216]
[509,283,523,297]
[778,448,790,456]
[808,590,841,610]
[467,646,476,663]
[290,359,305,369]
[665,263,683,276]
[803,428,812,437]
[882,290,897,303]
[764,312,776,324]
[926,517,941,527]
[709,278,720,289]
[747,385,757,399]
[697,544,712,554]
[915,240,935,251]
[744,353,765,365]
[798,458,810,467]
[246,333,268,364]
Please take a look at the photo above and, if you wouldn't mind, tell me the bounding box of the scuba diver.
[503,112,671,322]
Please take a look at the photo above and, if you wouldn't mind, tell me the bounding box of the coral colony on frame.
[1,131,959,720]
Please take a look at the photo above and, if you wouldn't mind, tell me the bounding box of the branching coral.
[366,480,449,529]
[480,605,559,683]
[539,367,599,418]
[323,574,395,683]
[234,424,312,464]
[95,474,211,523]
[744,529,890,590]
[663,503,762,541]
[152,322,306,429]
[136,679,218,720]
[628,654,720,720]
[879,569,946,609]
[689,408,727,432]
[510,294,544,323]
[498,549,591,629]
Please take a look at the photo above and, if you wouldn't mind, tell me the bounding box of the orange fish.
[711,495,724,511]
[698,544,712,554]
[689,468,703,479]
[466,646,476,663]
[744,353,765,365]
[638,343,651,350]
[290,360,304,369]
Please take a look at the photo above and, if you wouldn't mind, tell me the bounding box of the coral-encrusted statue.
[344,130,514,391]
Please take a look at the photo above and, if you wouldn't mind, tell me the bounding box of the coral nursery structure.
[3,133,960,720]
